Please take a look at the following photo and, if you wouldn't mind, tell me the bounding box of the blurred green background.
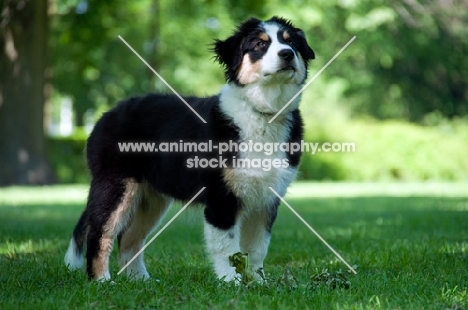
[1,0,467,185]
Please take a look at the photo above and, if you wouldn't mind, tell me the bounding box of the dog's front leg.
[239,209,274,282]
[203,188,241,282]
[204,221,241,282]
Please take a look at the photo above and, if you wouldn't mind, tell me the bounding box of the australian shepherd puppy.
[65,16,315,282]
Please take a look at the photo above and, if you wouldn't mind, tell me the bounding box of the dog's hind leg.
[86,178,140,280]
[117,183,172,280]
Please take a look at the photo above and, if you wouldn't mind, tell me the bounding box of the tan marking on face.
[237,54,261,84]
[283,31,291,41]
[259,32,269,42]
[92,179,140,279]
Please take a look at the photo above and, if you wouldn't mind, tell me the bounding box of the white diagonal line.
[269,187,357,274]
[118,35,207,124]
[117,187,206,275]
[269,36,357,123]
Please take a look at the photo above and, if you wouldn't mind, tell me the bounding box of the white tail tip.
[64,238,84,270]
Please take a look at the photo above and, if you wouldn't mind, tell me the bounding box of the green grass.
[1,183,467,309]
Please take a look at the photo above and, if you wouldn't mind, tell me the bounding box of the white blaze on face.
[236,22,308,86]
[261,23,295,76]
[227,21,309,115]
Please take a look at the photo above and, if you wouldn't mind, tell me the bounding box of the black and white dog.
[65,16,314,282]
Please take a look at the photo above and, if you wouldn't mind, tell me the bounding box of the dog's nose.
[278,49,294,62]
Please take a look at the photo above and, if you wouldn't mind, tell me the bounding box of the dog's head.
[214,16,315,86]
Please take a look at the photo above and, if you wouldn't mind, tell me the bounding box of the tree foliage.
[330,0,468,121]
[49,0,468,124]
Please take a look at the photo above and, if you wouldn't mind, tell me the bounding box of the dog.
[64,16,315,282]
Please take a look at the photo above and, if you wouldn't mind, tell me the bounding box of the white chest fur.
[219,84,299,210]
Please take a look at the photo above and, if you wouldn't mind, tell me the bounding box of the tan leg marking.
[118,183,173,279]
[92,179,140,279]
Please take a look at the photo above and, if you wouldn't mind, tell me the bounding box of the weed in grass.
[228,252,256,285]
[276,266,299,291]
[309,267,355,290]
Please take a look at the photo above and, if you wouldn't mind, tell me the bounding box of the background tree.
[291,0,468,122]
[2,0,465,184]
[0,0,54,185]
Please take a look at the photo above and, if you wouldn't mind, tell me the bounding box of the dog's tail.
[64,210,87,270]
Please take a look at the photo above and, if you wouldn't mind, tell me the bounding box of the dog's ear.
[213,34,244,71]
[213,35,244,82]
[213,17,262,82]
[295,30,315,61]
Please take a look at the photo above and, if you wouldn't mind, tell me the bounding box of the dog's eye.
[256,40,266,48]
[286,39,294,45]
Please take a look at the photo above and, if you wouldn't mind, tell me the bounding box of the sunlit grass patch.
[0,239,59,258]
[0,183,467,309]
[0,185,88,206]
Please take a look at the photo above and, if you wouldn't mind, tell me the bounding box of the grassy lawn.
[0,183,467,309]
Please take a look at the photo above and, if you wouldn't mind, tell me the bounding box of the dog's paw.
[253,267,267,284]
[218,267,242,284]
[125,270,150,281]
[96,271,112,282]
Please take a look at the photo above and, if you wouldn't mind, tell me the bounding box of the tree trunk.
[0,0,55,185]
